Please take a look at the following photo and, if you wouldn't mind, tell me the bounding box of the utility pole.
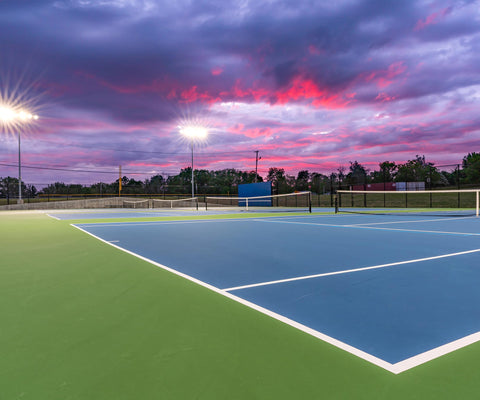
[119,165,122,197]
[254,150,261,183]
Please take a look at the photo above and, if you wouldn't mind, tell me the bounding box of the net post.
[195,197,199,211]
[334,195,339,214]
[475,190,480,217]
[308,191,312,213]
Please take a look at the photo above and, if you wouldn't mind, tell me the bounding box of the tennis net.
[205,191,312,212]
[152,197,199,210]
[122,199,150,209]
[336,189,480,217]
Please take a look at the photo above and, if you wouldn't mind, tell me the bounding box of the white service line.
[349,216,475,226]
[342,225,480,236]
[76,218,250,228]
[254,218,480,236]
[223,248,480,292]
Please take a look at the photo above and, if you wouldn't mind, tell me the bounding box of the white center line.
[253,218,480,236]
[223,248,480,292]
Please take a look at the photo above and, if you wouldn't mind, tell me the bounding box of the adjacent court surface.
[69,211,480,374]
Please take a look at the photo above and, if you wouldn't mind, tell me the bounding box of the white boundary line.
[71,223,480,375]
[254,218,480,236]
[392,332,480,373]
[348,216,475,225]
[223,248,480,291]
[76,218,254,228]
[46,213,61,220]
[342,225,480,236]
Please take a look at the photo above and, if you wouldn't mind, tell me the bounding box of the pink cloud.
[227,79,271,101]
[228,124,276,138]
[275,76,354,109]
[375,92,396,102]
[211,67,224,76]
[415,7,452,31]
[180,86,221,104]
[365,61,407,89]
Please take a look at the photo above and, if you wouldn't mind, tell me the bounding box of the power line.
[32,139,259,156]
[0,162,159,175]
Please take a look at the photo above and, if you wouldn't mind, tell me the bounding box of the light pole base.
[17,199,24,204]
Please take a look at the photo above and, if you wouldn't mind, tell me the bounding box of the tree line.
[1,152,479,199]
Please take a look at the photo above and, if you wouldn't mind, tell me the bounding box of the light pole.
[254,150,261,183]
[0,106,39,203]
[179,125,208,197]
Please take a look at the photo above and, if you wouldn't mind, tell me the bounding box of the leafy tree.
[0,177,17,200]
[42,182,68,194]
[346,161,368,185]
[241,171,263,184]
[462,152,480,184]
[396,155,432,182]
[146,175,165,194]
[286,174,296,191]
[166,168,191,194]
[212,169,242,194]
[267,167,288,193]
[395,155,447,187]
[295,170,310,191]
[310,172,329,194]
[121,177,144,194]
[328,172,338,193]
[371,161,397,183]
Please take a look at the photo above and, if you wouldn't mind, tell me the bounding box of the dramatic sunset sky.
[0,0,479,186]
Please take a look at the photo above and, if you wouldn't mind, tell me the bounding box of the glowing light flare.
[0,104,39,131]
[0,106,16,122]
[178,125,209,141]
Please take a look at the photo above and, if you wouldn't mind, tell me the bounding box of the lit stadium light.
[178,124,209,197]
[0,105,39,126]
[179,125,208,141]
[0,103,39,204]
[0,106,17,122]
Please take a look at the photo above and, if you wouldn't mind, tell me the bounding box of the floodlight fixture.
[178,124,209,197]
[179,125,208,141]
[0,106,17,122]
[0,103,39,204]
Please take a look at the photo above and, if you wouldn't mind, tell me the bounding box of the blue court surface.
[48,209,236,220]
[73,213,480,373]
[48,207,334,220]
